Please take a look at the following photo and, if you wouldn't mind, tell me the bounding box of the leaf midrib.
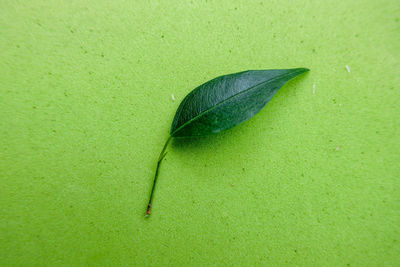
[171,69,306,136]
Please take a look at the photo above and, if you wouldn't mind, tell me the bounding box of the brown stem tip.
[145,204,152,217]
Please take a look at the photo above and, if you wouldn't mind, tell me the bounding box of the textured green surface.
[1,0,399,266]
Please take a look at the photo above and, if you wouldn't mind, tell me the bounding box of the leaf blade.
[171,68,309,137]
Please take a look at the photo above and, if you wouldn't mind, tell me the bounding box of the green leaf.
[145,68,309,216]
[170,68,309,137]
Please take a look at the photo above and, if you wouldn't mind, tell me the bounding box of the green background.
[1,0,399,265]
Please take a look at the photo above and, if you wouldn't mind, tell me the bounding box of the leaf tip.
[292,67,310,77]
[300,67,310,73]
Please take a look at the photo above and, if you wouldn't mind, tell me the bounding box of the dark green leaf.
[170,68,309,137]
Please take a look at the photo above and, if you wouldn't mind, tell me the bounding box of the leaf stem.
[145,136,172,217]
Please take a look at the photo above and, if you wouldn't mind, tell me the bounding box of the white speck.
[313,83,316,95]
[336,146,340,151]
[171,94,175,101]
[345,65,351,73]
